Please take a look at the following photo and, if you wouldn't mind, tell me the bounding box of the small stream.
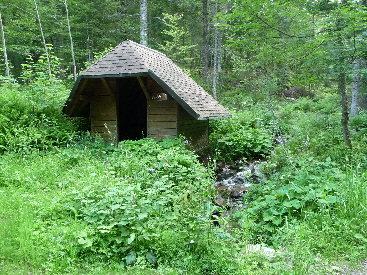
[213,160,267,210]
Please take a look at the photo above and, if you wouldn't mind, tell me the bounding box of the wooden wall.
[90,78,118,143]
[146,77,178,139]
[147,100,178,139]
[86,76,209,148]
[177,105,209,149]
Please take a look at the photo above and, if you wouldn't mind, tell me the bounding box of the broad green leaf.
[138,212,148,219]
[272,216,283,226]
[127,233,135,244]
[146,251,157,265]
[126,252,136,265]
[119,227,130,237]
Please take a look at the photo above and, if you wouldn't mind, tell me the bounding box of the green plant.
[20,51,69,107]
[237,158,344,242]
[158,13,196,69]
[48,138,222,269]
[210,111,273,162]
[0,79,78,153]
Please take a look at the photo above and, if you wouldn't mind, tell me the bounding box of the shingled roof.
[64,40,231,120]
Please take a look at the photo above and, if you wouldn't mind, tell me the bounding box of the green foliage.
[20,51,70,106]
[24,138,242,273]
[271,94,348,163]
[0,74,76,153]
[63,139,212,262]
[158,13,196,69]
[238,158,344,242]
[0,138,247,274]
[210,110,273,162]
[350,113,367,134]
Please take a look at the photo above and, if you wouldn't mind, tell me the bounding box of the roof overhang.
[63,73,149,116]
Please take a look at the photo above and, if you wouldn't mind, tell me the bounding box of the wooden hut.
[63,40,231,148]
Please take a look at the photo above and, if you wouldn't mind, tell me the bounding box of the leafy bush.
[0,78,77,153]
[350,113,367,134]
[20,52,70,107]
[274,94,345,162]
[210,111,273,162]
[55,139,226,268]
[236,158,344,242]
[1,138,244,274]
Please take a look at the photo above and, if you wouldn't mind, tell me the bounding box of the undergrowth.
[0,138,243,274]
[2,58,367,274]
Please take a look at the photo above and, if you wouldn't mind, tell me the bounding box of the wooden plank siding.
[90,78,118,143]
[79,75,210,147]
[177,105,209,149]
[147,100,177,139]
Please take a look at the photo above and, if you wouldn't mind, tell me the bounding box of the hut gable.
[63,40,231,146]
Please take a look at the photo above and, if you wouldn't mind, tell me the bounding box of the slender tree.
[350,0,367,117]
[64,0,76,81]
[0,11,9,76]
[202,0,209,77]
[33,0,51,76]
[351,58,361,117]
[212,0,221,99]
[336,0,352,148]
[140,0,148,45]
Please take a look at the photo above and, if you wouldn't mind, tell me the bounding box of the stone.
[245,244,279,259]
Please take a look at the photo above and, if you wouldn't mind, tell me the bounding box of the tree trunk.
[212,1,218,100]
[212,0,223,100]
[202,0,209,77]
[360,59,367,110]
[140,0,148,46]
[64,0,77,81]
[337,0,352,148]
[350,58,361,117]
[350,0,366,116]
[0,12,9,77]
[33,0,51,76]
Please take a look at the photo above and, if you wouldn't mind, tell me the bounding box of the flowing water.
[213,160,266,210]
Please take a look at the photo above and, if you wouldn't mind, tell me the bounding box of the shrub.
[236,158,344,243]
[210,111,273,162]
[57,138,220,267]
[0,79,77,153]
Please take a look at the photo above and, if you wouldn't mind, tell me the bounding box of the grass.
[1,88,367,274]
[1,144,367,275]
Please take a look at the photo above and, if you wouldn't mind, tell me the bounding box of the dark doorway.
[117,77,147,141]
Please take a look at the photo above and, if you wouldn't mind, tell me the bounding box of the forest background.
[1,0,367,274]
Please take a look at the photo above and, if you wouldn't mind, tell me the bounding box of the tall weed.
[210,110,273,162]
[237,158,344,243]
[0,80,77,153]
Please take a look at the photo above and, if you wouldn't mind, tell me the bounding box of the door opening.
[117,77,147,141]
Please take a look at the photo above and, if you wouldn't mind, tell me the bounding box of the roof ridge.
[127,40,167,58]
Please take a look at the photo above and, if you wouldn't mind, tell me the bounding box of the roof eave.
[80,72,149,78]
[197,114,232,120]
[148,69,232,120]
[148,69,201,120]
[63,72,149,116]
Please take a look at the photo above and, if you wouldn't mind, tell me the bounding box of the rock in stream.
[213,161,266,210]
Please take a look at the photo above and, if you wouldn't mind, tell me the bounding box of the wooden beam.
[137,76,150,100]
[68,78,88,115]
[79,78,88,94]
[101,78,115,100]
